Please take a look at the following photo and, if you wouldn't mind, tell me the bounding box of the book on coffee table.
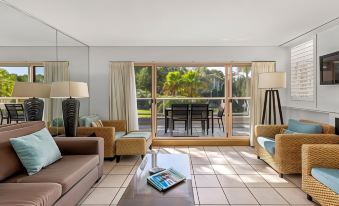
[147,168,186,191]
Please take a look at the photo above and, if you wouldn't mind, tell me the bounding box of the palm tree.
[162,71,183,96]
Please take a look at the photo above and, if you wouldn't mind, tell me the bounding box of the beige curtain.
[250,62,276,146]
[109,62,139,131]
[44,61,69,122]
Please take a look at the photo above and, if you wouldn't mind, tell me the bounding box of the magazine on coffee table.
[147,168,186,191]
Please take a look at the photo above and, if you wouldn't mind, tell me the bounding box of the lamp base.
[62,98,80,137]
[261,89,283,125]
[24,97,44,121]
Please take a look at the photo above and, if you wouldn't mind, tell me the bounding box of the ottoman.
[115,131,152,163]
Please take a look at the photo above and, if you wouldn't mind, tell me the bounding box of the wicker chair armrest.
[101,120,127,132]
[255,125,287,139]
[302,144,339,175]
[275,134,339,163]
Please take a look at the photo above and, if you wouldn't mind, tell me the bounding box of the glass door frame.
[134,62,251,140]
[225,63,252,138]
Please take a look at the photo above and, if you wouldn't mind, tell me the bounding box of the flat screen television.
[320,51,339,85]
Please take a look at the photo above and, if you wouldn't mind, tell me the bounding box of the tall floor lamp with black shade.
[258,72,286,125]
[11,82,51,121]
[50,81,89,137]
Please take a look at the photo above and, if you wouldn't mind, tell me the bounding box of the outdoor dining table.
[164,107,214,134]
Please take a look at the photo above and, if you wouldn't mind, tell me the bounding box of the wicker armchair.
[49,120,127,159]
[254,122,339,177]
[302,144,339,206]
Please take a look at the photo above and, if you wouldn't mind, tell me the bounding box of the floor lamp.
[11,82,51,121]
[258,72,286,124]
[50,81,89,137]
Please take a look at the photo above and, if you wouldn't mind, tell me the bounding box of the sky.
[0,66,44,75]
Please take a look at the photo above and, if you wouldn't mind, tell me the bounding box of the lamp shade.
[11,82,51,98]
[258,72,286,89]
[50,81,89,98]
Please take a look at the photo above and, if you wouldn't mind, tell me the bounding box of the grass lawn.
[137,109,151,118]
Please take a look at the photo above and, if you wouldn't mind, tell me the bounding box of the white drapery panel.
[249,62,276,146]
[109,62,139,131]
[44,61,69,122]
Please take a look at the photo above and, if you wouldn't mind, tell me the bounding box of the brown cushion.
[7,155,99,194]
[0,183,61,206]
[0,122,46,181]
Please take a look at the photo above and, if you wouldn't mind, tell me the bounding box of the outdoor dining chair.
[5,104,26,124]
[190,104,209,135]
[0,107,10,125]
[171,104,189,133]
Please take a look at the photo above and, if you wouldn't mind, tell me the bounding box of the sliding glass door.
[134,63,251,139]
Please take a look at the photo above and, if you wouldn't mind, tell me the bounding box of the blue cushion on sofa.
[311,168,339,194]
[79,115,100,127]
[257,137,275,155]
[115,131,126,140]
[287,119,322,134]
[9,128,62,175]
[123,132,151,140]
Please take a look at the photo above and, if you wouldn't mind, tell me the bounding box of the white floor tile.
[261,174,297,187]
[251,164,278,175]
[122,175,134,187]
[82,188,119,205]
[111,188,126,204]
[197,188,228,204]
[239,174,270,187]
[212,165,236,175]
[226,157,248,164]
[249,188,288,204]
[194,175,220,187]
[109,165,133,175]
[208,157,229,164]
[97,175,127,187]
[191,157,210,164]
[223,188,258,204]
[276,188,313,205]
[217,174,246,187]
[232,164,257,174]
[193,187,199,204]
[192,164,215,174]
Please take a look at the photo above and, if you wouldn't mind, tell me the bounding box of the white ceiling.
[4,0,339,46]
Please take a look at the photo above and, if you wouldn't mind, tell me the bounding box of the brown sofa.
[0,121,104,206]
[49,120,127,159]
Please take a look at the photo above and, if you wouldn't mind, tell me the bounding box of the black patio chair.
[5,104,26,124]
[0,107,10,125]
[215,106,225,132]
[171,104,189,134]
[190,104,209,135]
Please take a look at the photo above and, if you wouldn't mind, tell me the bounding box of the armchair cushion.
[79,115,100,127]
[123,131,151,140]
[115,131,126,140]
[287,119,322,134]
[311,168,339,194]
[257,137,275,155]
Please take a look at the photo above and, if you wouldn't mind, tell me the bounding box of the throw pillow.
[9,128,62,175]
[91,121,98,127]
[287,119,322,134]
[280,128,298,134]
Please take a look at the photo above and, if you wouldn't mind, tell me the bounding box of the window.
[290,40,314,99]
[0,64,44,101]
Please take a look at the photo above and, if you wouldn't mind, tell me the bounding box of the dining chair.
[215,106,225,132]
[171,104,189,133]
[0,107,10,125]
[5,104,26,124]
[190,104,209,135]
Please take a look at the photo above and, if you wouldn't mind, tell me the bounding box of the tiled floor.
[79,146,317,206]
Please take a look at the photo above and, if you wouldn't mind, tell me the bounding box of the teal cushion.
[52,117,64,127]
[79,115,100,127]
[123,132,151,140]
[10,128,62,175]
[287,119,322,134]
[257,137,275,155]
[311,168,339,194]
[115,131,126,140]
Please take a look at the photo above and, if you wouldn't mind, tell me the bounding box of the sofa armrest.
[255,125,287,139]
[54,137,104,156]
[275,134,339,163]
[101,120,127,132]
[302,144,339,175]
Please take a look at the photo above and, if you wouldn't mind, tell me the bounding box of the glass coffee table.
[117,153,194,206]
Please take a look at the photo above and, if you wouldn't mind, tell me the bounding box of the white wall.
[89,46,289,119]
[283,23,339,124]
[0,46,90,116]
